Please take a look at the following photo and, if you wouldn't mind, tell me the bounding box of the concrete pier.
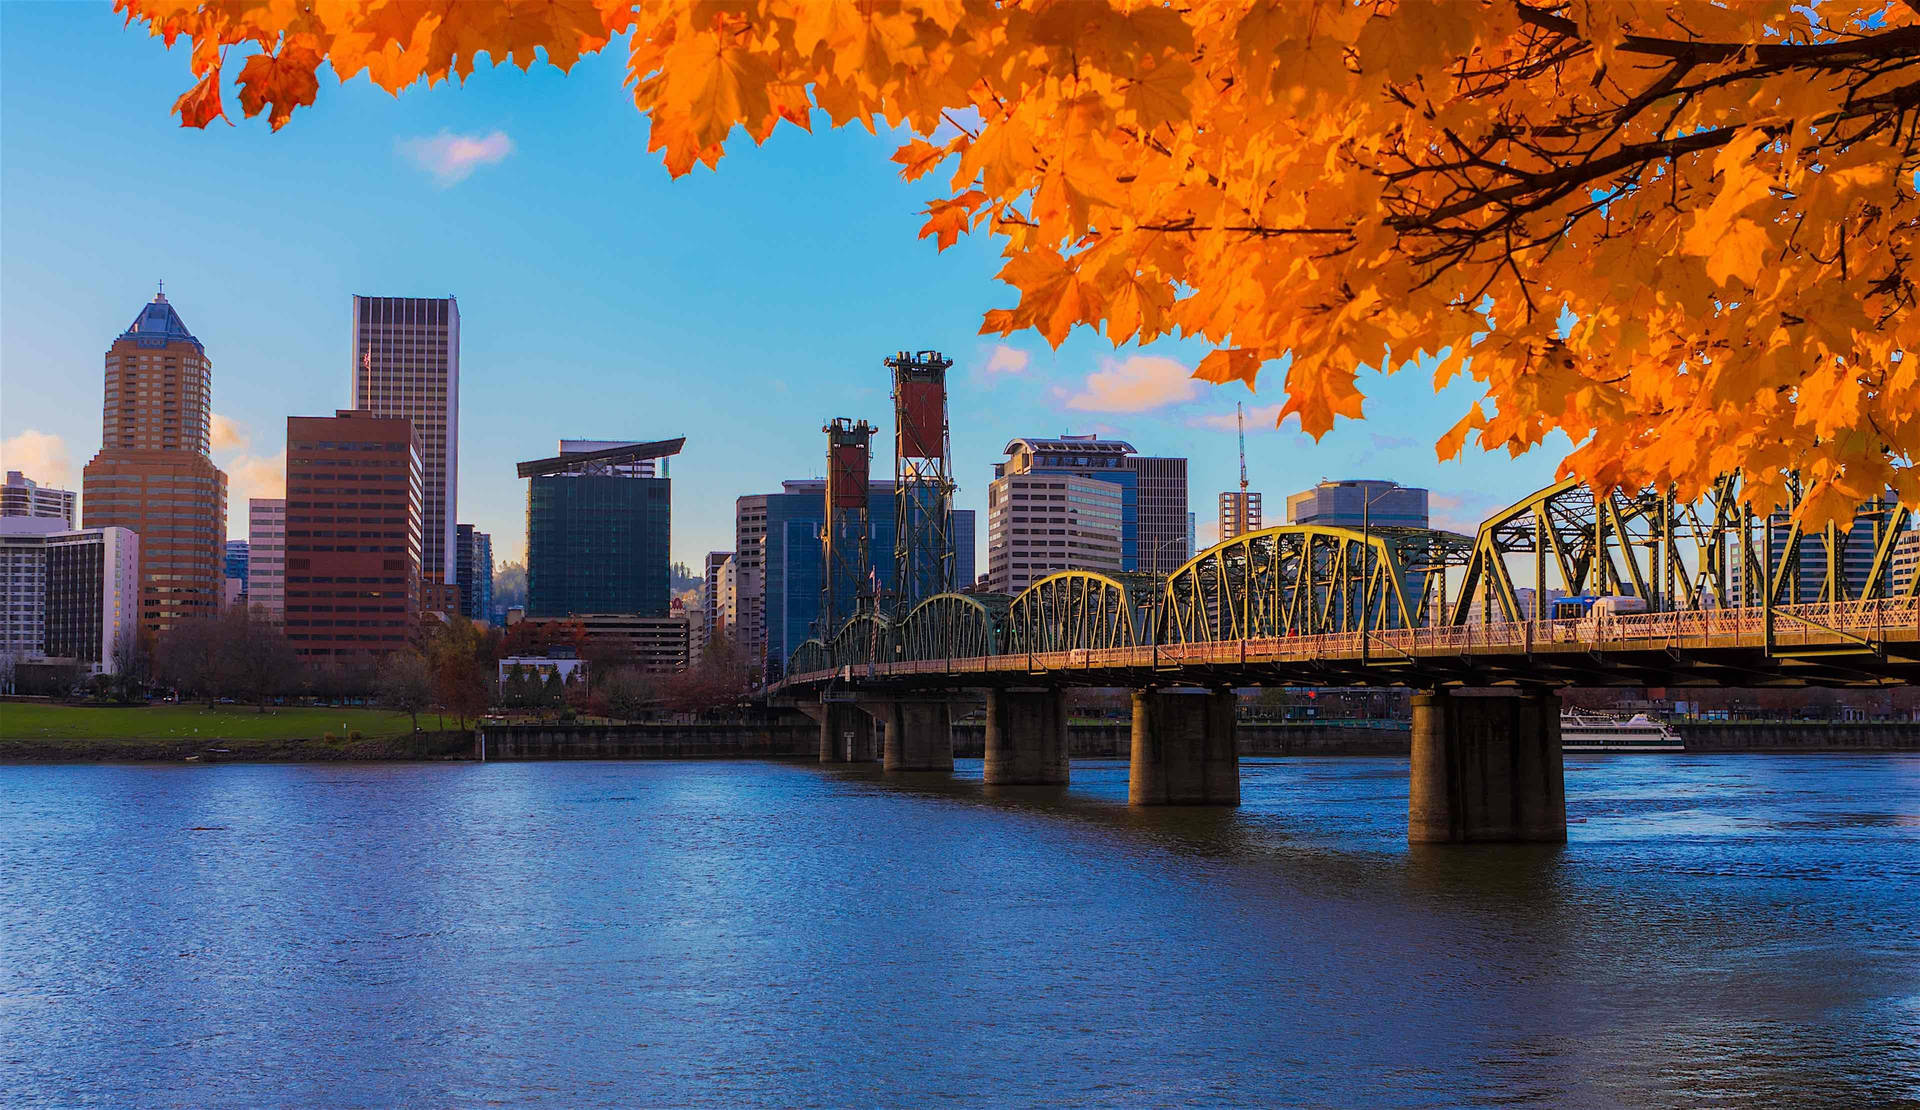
[1128,688,1241,806]
[814,701,875,764]
[1408,688,1566,844]
[983,687,1069,785]
[858,698,956,772]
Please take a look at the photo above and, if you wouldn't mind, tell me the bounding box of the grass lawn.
[0,703,419,741]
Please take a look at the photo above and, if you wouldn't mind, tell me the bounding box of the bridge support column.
[1408,689,1565,844]
[1129,688,1240,806]
[856,699,955,772]
[983,687,1069,785]
[814,701,872,764]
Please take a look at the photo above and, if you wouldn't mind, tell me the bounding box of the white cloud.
[1188,403,1286,431]
[225,451,287,533]
[1430,490,1505,534]
[1065,355,1199,413]
[980,344,1031,377]
[398,129,515,187]
[0,430,71,487]
[210,413,249,454]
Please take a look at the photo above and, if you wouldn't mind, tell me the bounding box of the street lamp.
[1150,536,1189,577]
[1359,481,1403,669]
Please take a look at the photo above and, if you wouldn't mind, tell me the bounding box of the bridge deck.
[777,599,1920,690]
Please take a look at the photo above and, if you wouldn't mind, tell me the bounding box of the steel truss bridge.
[779,476,1920,692]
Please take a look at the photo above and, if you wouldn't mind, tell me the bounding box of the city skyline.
[0,5,1571,577]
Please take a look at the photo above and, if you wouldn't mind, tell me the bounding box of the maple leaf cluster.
[119,0,1920,523]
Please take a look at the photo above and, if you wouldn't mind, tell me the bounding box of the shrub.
[323,731,338,741]
[348,730,363,740]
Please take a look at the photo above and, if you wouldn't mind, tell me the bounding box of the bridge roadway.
[772,597,1920,845]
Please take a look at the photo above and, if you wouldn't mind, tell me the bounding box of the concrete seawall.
[478,721,816,760]
[1679,721,1920,751]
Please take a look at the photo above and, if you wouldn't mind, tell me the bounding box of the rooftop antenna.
[1237,401,1248,495]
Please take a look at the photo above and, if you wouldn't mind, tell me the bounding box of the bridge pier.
[856,698,956,772]
[983,687,1069,785]
[1129,688,1240,806]
[1408,688,1566,844]
[812,700,879,764]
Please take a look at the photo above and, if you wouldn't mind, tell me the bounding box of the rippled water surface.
[2,753,1917,1108]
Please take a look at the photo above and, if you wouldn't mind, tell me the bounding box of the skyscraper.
[283,410,423,658]
[991,436,1188,571]
[456,523,493,623]
[351,295,459,587]
[1286,480,1430,529]
[247,498,286,621]
[521,439,677,619]
[1131,454,1190,573]
[81,290,227,633]
[985,471,1124,594]
[2,471,76,527]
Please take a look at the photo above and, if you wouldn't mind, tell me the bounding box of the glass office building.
[527,473,671,618]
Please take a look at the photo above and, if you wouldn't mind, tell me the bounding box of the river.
[2,753,1916,1107]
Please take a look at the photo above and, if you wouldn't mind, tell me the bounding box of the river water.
[2,754,1916,1108]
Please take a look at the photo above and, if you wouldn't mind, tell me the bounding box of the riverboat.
[1561,710,1684,752]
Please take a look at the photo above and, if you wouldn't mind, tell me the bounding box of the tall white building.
[0,516,140,675]
[247,497,286,621]
[2,471,76,527]
[351,295,459,585]
[986,471,1125,594]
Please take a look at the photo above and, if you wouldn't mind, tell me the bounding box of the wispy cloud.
[1065,355,1198,412]
[208,415,284,531]
[979,344,1031,377]
[1368,431,1422,451]
[1188,403,1285,431]
[210,413,249,454]
[398,129,514,187]
[0,429,71,486]
[1430,489,1505,534]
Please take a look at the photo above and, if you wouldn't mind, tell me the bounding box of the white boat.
[1561,710,1684,752]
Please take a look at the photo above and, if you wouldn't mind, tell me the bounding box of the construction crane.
[1237,401,1248,496]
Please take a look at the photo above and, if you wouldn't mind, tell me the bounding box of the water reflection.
[1,753,1914,1108]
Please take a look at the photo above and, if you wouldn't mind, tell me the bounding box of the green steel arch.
[1003,571,1148,653]
[1159,525,1469,643]
[896,592,1009,662]
[1448,474,1918,625]
[828,610,895,667]
[788,638,831,677]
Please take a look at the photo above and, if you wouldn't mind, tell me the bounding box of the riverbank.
[0,731,473,763]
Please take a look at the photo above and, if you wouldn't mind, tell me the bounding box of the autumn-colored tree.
[121,1,1920,521]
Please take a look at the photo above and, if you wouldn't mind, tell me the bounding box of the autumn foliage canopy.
[121,0,1920,521]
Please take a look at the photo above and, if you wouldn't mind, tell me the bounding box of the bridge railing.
[770,597,1917,689]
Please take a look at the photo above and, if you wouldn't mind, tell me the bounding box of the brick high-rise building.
[282,410,422,659]
[351,295,458,588]
[80,290,227,634]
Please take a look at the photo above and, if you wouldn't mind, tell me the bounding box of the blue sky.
[0,4,1571,569]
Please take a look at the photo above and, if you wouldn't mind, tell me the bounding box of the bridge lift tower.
[821,417,877,638]
[887,349,956,611]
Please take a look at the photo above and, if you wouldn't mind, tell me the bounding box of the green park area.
[1,703,414,740]
[0,703,470,761]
